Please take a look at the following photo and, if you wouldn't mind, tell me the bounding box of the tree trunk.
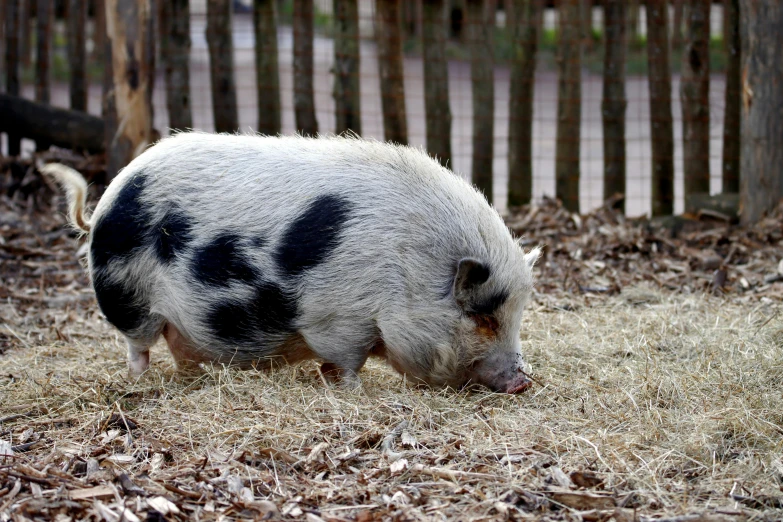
[739,0,783,224]
[507,0,541,207]
[602,0,626,209]
[0,92,105,151]
[254,0,281,135]
[466,0,494,203]
[293,0,317,136]
[105,0,153,172]
[422,0,450,167]
[333,0,361,136]
[645,0,675,216]
[206,0,238,133]
[722,0,740,194]
[4,0,21,155]
[681,0,710,211]
[376,0,407,144]
[66,0,86,111]
[161,0,192,131]
[34,0,51,104]
[555,0,581,213]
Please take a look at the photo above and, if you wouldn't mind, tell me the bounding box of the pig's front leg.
[302,322,375,390]
[319,363,362,389]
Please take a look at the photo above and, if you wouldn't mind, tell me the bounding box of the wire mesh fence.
[1,0,736,217]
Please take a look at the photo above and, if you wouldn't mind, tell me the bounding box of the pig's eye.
[470,313,500,334]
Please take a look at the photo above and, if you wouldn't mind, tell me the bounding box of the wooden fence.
[0,0,777,221]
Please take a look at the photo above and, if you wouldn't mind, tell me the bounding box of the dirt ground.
[1,167,782,520]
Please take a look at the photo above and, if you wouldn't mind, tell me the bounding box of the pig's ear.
[523,247,541,269]
[454,257,490,302]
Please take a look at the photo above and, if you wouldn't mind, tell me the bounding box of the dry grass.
[2,288,782,521]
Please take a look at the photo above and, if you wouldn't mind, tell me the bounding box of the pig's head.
[446,246,541,394]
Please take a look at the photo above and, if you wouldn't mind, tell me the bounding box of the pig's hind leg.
[162,322,211,372]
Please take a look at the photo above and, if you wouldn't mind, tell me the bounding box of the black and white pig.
[43,132,540,393]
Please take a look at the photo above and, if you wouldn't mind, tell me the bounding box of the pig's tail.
[39,163,92,234]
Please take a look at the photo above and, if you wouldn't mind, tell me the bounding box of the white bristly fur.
[53,132,541,388]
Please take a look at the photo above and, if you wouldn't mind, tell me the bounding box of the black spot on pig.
[252,281,298,333]
[191,233,258,287]
[208,281,297,346]
[469,291,509,316]
[91,174,148,269]
[153,208,193,263]
[93,270,147,333]
[275,195,352,278]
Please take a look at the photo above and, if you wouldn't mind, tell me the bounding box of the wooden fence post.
[34,0,51,104]
[466,0,493,203]
[555,0,581,213]
[645,0,674,216]
[4,0,21,155]
[508,0,541,208]
[254,0,281,135]
[67,0,87,111]
[722,0,740,194]
[206,0,238,133]
[105,0,153,174]
[161,0,193,131]
[681,0,710,212]
[376,0,407,144]
[333,0,361,136]
[601,0,625,209]
[422,0,450,167]
[293,0,317,136]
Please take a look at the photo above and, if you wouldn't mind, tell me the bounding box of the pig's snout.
[467,352,533,394]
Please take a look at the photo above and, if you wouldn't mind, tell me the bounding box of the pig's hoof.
[128,353,150,379]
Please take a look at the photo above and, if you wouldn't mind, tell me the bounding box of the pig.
[42,132,540,393]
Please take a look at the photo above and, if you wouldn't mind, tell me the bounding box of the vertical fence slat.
[601,0,625,209]
[681,0,711,212]
[254,0,281,135]
[293,0,317,136]
[672,0,685,50]
[206,0,238,133]
[645,0,675,217]
[722,0,740,194]
[376,0,407,145]
[34,0,50,104]
[18,0,29,67]
[555,0,581,213]
[466,0,493,203]
[4,0,21,155]
[105,0,153,175]
[422,0,450,167]
[67,0,87,111]
[161,0,193,131]
[333,0,360,136]
[508,0,541,207]
[739,0,783,224]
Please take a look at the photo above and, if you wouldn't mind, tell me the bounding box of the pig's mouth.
[506,377,533,394]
